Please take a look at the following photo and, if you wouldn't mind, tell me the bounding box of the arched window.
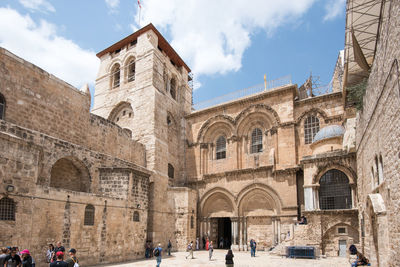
[304,116,320,144]
[251,128,263,154]
[216,136,226,159]
[111,64,120,88]
[0,93,5,120]
[190,215,194,229]
[0,197,15,221]
[133,211,140,222]
[170,78,176,100]
[168,163,174,179]
[127,58,135,82]
[319,170,352,210]
[84,204,95,226]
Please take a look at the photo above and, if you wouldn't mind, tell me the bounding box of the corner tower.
[92,24,195,243]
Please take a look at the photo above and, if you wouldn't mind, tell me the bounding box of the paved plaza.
[99,250,349,267]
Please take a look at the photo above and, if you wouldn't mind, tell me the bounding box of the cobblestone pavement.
[99,250,349,267]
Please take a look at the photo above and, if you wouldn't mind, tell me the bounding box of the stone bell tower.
[92,23,197,246]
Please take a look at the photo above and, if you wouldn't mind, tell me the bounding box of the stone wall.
[355,1,400,266]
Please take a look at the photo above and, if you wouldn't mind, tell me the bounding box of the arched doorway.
[50,157,91,192]
[200,190,235,249]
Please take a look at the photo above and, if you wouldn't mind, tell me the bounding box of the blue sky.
[0,0,346,106]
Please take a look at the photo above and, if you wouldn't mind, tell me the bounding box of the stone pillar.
[206,218,210,237]
[277,219,281,243]
[200,219,203,239]
[239,217,243,250]
[243,216,247,251]
[304,186,314,211]
[351,185,356,208]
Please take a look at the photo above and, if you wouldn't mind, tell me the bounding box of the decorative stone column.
[239,217,243,250]
[243,216,247,251]
[277,218,281,243]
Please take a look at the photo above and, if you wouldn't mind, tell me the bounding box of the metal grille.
[0,197,15,221]
[216,136,226,159]
[127,61,135,82]
[84,204,95,226]
[304,116,319,144]
[133,211,140,222]
[0,94,4,120]
[251,128,263,154]
[319,170,352,210]
[170,78,176,100]
[111,64,120,88]
[168,164,174,179]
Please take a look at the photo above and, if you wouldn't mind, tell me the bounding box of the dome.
[313,125,345,143]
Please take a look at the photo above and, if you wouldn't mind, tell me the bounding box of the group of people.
[0,241,79,267]
[0,247,35,267]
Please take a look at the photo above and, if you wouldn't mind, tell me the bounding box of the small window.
[133,211,140,222]
[0,94,5,120]
[130,40,137,46]
[167,115,172,126]
[84,204,95,226]
[168,163,174,179]
[0,197,15,221]
[337,227,347,234]
[378,155,384,184]
[251,128,263,154]
[304,116,320,144]
[190,215,194,229]
[170,78,176,100]
[216,136,226,159]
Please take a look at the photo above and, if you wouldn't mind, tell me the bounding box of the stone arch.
[196,115,235,143]
[110,62,121,89]
[235,104,280,130]
[108,101,134,125]
[313,164,356,185]
[200,187,236,218]
[236,183,283,216]
[123,55,136,82]
[50,156,91,193]
[295,108,329,125]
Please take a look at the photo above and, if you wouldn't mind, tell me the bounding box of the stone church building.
[0,1,399,267]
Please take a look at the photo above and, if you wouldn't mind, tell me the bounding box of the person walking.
[4,248,22,267]
[219,237,224,249]
[205,238,209,251]
[225,249,234,267]
[46,244,54,263]
[50,252,68,267]
[185,241,194,259]
[195,238,199,250]
[202,237,206,249]
[250,239,257,257]
[65,248,79,267]
[208,241,214,261]
[167,240,172,256]
[153,244,162,267]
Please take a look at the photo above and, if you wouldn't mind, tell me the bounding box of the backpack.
[72,257,80,267]
[154,248,160,257]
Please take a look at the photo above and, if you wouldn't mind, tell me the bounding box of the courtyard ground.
[98,250,349,267]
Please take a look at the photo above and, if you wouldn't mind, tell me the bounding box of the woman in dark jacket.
[225,249,234,267]
[21,249,33,267]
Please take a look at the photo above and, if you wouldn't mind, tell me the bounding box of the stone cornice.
[294,91,343,106]
[300,150,356,164]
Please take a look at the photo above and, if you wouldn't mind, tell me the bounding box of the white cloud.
[105,0,120,13]
[19,0,55,13]
[0,8,98,89]
[323,0,346,21]
[135,0,316,80]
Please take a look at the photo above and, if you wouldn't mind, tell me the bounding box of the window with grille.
[0,197,15,221]
[0,94,5,120]
[133,211,140,222]
[111,64,120,88]
[127,60,135,82]
[251,128,263,154]
[304,116,319,144]
[170,78,176,100]
[337,227,347,234]
[168,163,174,179]
[190,215,194,229]
[216,136,226,159]
[319,170,352,210]
[84,204,95,226]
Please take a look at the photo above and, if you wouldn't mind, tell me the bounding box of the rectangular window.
[338,227,346,234]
